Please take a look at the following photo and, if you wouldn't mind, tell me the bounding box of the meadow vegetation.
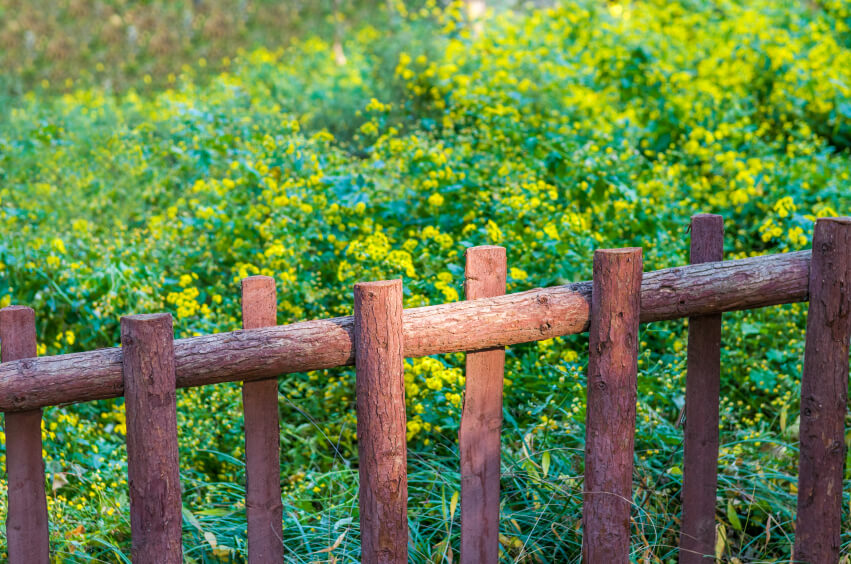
[1,0,851,561]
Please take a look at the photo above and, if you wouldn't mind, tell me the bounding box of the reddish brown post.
[582,248,643,562]
[240,276,283,562]
[793,217,851,563]
[121,313,183,563]
[354,279,408,564]
[459,246,506,564]
[1,306,49,563]
[679,214,724,563]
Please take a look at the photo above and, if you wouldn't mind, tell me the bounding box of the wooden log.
[0,250,812,412]
[1,306,50,563]
[122,313,183,563]
[459,246,507,564]
[240,276,283,563]
[793,217,851,563]
[582,248,643,562]
[355,279,407,564]
[679,214,724,563]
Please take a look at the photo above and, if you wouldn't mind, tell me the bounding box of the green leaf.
[542,451,551,478]
[741,322,762,336]
[727,499,743,531]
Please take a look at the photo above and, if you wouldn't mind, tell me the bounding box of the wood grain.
[240,276,283,563]
[355,279,408,564]
[679,214,724,563]
[459,246,507,564]
[122,313,182,563]
[793,217,851,563]
[1,305,50,564]
[0,250,812,412]
[582,248,643,562]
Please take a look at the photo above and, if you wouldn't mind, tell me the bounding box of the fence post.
[679,214,724,563]
[582,248,643,562]
[459,246,506,564]
[1,306,50,563]
[121,313,183,563]
[793,217,851,563]
[240,276,283,562]
[354,279,407,563]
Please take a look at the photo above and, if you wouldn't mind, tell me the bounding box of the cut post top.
[242,274,276,284]
[354,278,403,294]
[816,216,851,227]
[0,305,37,362]
[594,247,642,256]
[121,313,173,324]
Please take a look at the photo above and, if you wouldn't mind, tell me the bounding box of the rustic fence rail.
[1,215,849,563]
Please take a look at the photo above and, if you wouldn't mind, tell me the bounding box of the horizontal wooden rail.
[0,250,810,412]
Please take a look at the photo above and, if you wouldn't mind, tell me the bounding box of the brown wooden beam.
[582,248,643,561]
[0,250,811,412]
[122,313,182,563]
[1,305,50,563]
[459,246,507,564]
[679,214,725,563]
[793,217,851,562]
[240,276,284,563]
[355,279,408,564]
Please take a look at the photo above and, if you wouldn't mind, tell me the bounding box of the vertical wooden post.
[354,279,407,564]
[241,276,283,562]
[121,313,183,563]
[679,214,724,563]
[1,306,50,563]
[582,248,643,562]
[793,217,851,563]
[459,246,506,564]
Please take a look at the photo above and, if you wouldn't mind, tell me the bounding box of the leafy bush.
[1,0,850,561]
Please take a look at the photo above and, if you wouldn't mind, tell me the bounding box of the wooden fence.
[1,214,850,563]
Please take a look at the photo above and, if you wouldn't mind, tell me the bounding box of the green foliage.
[1,0,851,560]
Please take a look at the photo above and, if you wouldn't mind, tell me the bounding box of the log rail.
[0,250,810,413]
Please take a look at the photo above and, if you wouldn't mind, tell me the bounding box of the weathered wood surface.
[240,276,284,563]
[459,246,507,564]
[1,305,50,564]
[122,313,183,563]
[582,248,643,562]
[0,250,812,412]
[793,217,851,563]
[679,214,724,563]
[355,279,408,563]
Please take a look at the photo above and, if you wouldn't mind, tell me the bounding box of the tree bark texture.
[680,214,724,563]
[1,305,50,564]
[355,280,408,564]
[583,248,643,563]
[122,313,183,563]
[793,217,851,564]
[241,276,283,563]
[0,250,812,412]
[459,246,507,564]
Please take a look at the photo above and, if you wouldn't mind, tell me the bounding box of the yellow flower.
[510,267,528,280]
[427,192,445,207]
